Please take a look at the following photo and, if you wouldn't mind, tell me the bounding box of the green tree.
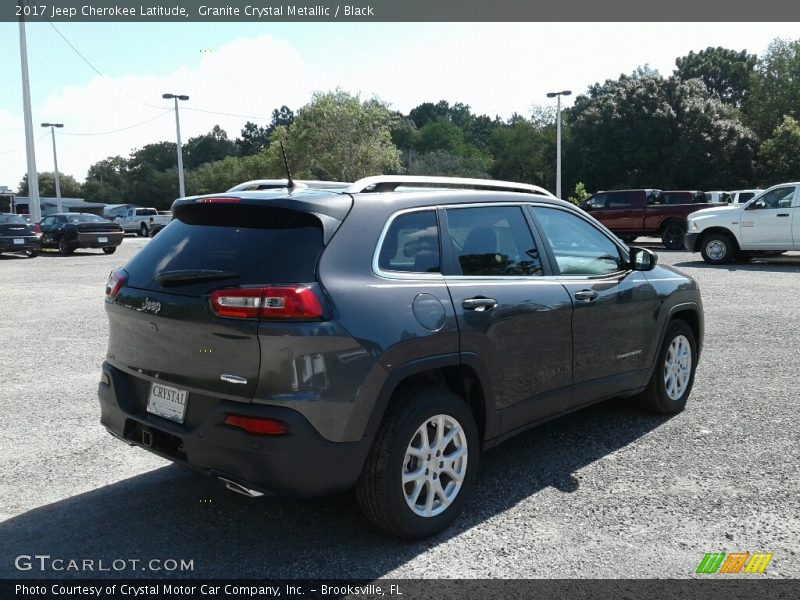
[283,90,402,181]
[184,125,236,169]
[488,117,552,188]
[675,47,757,106]
[408,150,491,178]
[236,122,270,157]
[82,156,129,202]
[18,172,83,198]
[568,182,591,205]
[747,38,800,139]
[190,152,278,195]
[757,116,800,185]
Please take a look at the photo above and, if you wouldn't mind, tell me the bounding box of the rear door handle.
[462,297,497,312]
[574,290,599,302]
[777,213,790,217]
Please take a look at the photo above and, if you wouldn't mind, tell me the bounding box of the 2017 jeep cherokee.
[99,175,704,538]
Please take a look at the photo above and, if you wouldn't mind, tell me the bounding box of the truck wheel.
[661,224,685,250]
[58,237,74,256]
[139,224,149,237]
[102,247,117,255]
[700,232,735,264]
[636,319,697,414]
[356,387,479,539]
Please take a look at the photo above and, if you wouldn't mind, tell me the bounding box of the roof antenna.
[279,141,296,190]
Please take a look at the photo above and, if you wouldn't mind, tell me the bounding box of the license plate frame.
[98,236,108,243]
[13,238,24,245]
[146,382,188,424]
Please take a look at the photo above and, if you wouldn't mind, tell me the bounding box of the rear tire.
[25,249,39,258]
[661,223,685,250]
[356,387,479,539]
[58,237,74,256]
[102,247,117,255]
[636,319,697,414]
[700,232,735,264]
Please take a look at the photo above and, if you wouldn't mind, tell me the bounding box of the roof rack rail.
[345,176,555,197]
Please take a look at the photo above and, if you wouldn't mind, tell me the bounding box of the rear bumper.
[684,232,700,252]
[98,362,370,497]
[76,232,124,247]
[0,237,40,252]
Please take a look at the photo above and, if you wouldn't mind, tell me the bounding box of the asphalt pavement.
[0,237,798,579]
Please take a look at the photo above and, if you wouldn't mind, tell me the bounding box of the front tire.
[356,387,479,539]
[636,319,697,414]
[661,223,685,250]
[700,232,735,264]
[139,224,149,237]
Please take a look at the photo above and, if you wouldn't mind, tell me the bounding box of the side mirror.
[629,246,658,271]
[579,202,591,210]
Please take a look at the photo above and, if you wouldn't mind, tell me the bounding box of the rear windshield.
[136,209,158,216]
[68,214,107,223]
[0,215,26,224]
[124,204,324,294]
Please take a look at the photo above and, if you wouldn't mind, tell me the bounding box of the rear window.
[69,214,106,223]
[0,215,26,224]
[124,204,324,294]
[136,209,158,216]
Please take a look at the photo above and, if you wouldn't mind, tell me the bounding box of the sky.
[1,22,799,191]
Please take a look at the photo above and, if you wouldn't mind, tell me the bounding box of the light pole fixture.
[41,122,64,213]
[546,89,572,199]
[162,93,190,198]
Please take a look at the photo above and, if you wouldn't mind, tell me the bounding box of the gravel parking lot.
[1,237,798,579]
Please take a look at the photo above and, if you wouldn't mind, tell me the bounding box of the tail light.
[210,286,323,320]
[105,268,128,300]
[34,224,42,235]
[224,415,288,435]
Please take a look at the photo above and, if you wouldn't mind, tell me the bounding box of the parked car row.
[578,189,711,249]
[578,187,772,250]
[685,181,800,264]
[0,212,124,258]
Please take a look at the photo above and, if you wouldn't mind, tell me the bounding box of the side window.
[587,194,607,209]
[739,193,755,203]
[41,217,53,226]
[446,206,543,277]
[606,192,632,208]
[533,207,624,276]
[378,210,440,274]
[751,187,795,209]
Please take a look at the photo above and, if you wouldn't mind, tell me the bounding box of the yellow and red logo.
[696,552,773,574]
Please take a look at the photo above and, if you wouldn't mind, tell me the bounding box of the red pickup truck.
[579,189,710,249]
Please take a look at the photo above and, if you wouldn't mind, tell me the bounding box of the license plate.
[13,238,24,245]
[146,382,188,423]
[98,237,108,243]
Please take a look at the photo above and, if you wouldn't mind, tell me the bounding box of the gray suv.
[99,176,703,538]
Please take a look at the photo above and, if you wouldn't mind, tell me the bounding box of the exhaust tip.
[219,477,264,498]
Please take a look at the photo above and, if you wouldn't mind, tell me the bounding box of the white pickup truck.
[685,182,799,264]
[116,207,172,237]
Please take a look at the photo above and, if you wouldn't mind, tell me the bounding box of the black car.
[0,213,41,257]
[99,176,704,538]
[40,212,124,255]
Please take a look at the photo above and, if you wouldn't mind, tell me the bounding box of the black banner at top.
[6,0,800,22]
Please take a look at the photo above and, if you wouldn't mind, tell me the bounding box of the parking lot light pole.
[546,90,572,199]
[162,93,189,198]
[18,9,41,222]
[41,123,64,213]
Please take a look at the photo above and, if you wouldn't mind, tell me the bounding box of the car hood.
[688,205,740,219]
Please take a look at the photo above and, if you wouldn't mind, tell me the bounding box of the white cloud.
[2,34,313,190]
